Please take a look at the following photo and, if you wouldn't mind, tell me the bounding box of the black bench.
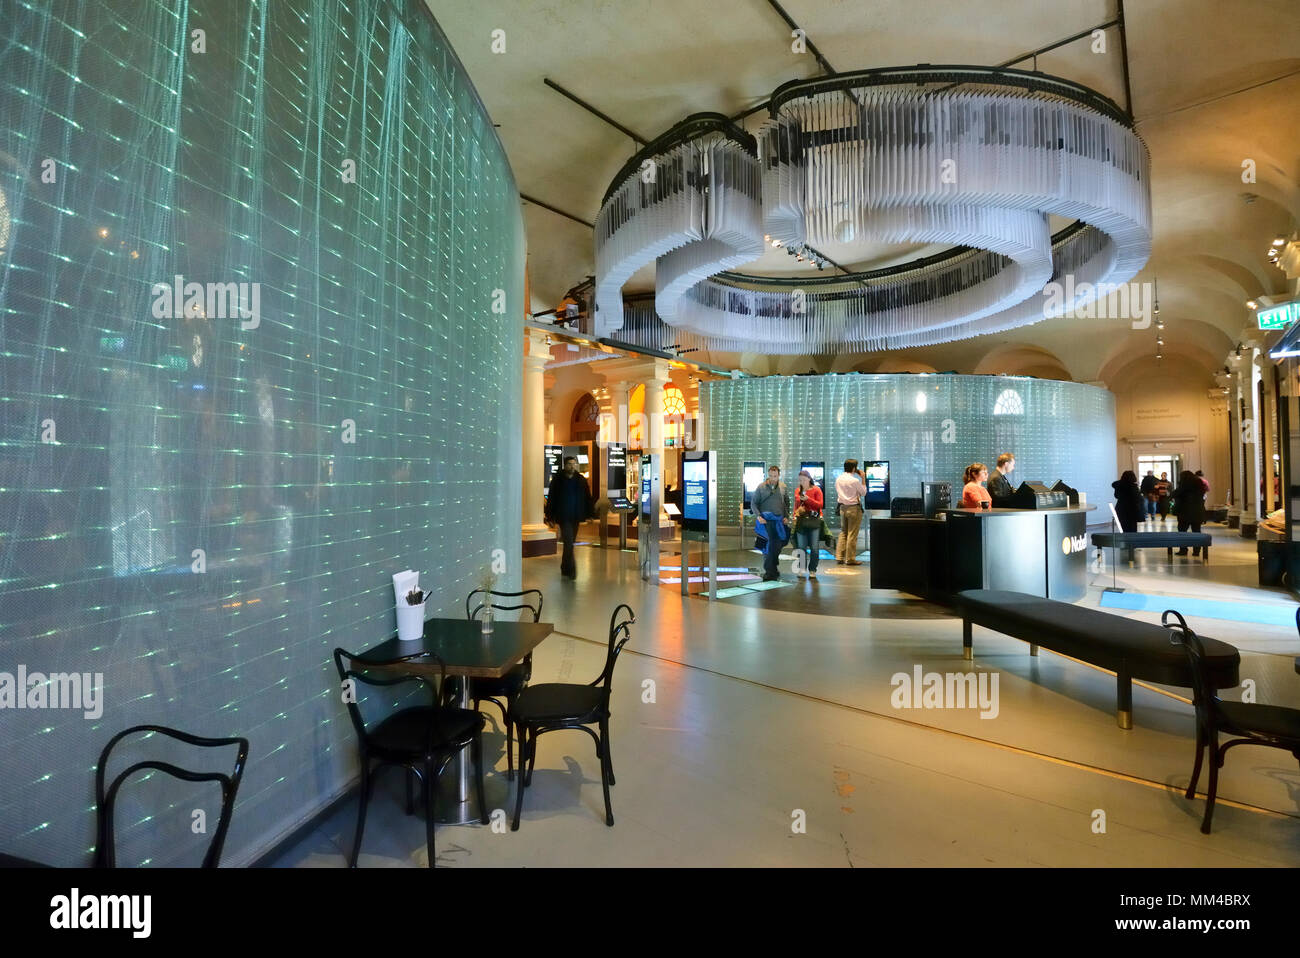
[1091,531,1211,564]
[956,589,1240,728]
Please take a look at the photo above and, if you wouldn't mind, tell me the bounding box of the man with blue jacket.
[751,465,790,582]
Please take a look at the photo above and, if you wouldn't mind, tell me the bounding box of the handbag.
[796,513,822,532]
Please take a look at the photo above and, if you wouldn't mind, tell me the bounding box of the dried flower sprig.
[405,587,426,606]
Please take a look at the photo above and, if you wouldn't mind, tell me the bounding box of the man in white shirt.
[834,459,868,566]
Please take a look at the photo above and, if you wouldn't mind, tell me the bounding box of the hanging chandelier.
[593,65,1151,353]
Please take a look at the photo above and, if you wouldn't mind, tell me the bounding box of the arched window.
[571,393,600,440]
[994,388,1024,415]
[663,385,686,445]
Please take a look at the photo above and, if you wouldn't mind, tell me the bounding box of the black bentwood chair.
[509,603,634,831]
[94,725,249,868]
[1164,610,1300,834]
[333,648,485,867]
[456,588,542,781]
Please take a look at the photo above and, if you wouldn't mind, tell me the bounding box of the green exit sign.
[1259,301,1299,330]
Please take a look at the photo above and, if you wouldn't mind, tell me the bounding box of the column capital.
[525,327,553,362]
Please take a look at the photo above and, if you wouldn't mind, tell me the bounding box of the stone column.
[522,328,556,555]
[644,362,669,460]
[1241,350,1260,535]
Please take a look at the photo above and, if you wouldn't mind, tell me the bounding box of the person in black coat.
[1172,470,1207,556]
[545,456,594,579]
[1111,470,1143,532]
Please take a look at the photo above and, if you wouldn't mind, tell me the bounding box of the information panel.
[640,455,653,520]
[742,461,766,509]
[607,443,629,509]
[864,460,890,509]
[544,444,563,498]
[684,455,709,530]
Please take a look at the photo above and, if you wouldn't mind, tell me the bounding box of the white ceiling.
[427,0,1300,382]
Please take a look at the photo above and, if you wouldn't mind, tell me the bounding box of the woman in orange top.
[961,463,992,509]
[793,469,825,578]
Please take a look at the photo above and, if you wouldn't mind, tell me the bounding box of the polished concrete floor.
[272,522,1300,867]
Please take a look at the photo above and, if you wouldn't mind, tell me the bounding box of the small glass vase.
[480,606,494,635]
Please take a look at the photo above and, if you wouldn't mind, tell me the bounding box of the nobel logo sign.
[1062,534,1088,555]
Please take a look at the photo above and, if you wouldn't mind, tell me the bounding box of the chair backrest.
[1162,609,1218,727]
[94,725,249,868]
[333,647,444,742]
[466,587,542,623]
[589,604,635,694]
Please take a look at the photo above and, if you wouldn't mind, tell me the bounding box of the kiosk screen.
[742,462,766,509]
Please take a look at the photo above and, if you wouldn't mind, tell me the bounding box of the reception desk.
[870,506,1092,603]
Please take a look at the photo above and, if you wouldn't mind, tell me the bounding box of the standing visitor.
[1112,470,1143,532]
[793,470,825,578]
[752,466,790,582]
[1156,471,1172,518]
[834,459,868,566]
[1140,470,1158,520]
[1173,471,1207,556]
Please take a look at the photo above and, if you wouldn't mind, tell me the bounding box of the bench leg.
[1166,547,1173,561]
[1029,643,1039,656]
[963,618,972,660]
[1116,671,1133,729]
[1203,546,1209,564]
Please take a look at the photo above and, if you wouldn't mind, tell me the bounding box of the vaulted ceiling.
[427,0,1300,384]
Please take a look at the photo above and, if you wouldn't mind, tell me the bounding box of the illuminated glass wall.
[0,0,523,864]
[704,375,1116,519]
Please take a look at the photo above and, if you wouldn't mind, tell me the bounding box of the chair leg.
[472,732,488,826]
[1201,739,1221,834]
[598,720,614,826]
[604,721,615,787]
[1186,723,1205,799]
[511,728,530,832]
[505,713,515,782]
[350,762,372,868]
[424,757,438,867]
[524,728,538,786]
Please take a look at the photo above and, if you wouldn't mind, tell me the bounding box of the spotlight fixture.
[1274,237,1286,247]
[1155,319,1164,330]
[1156,337,1164,347]
[1246,299,1258,309]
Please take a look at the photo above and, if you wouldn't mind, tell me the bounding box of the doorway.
[1136,453,1181,485]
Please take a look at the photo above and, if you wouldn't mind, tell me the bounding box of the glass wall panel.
[704,375,1116,521]
[0,0,523,864]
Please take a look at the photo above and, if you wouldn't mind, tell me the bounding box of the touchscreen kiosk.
[606,444,631,510]
[543,444,563,498]
[800,461,825,493]
[638,453,660,581]
[683,452,709,533]
[864,460,890,510]
[742,461,766,510]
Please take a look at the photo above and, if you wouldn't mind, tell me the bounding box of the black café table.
[361,617,553,825]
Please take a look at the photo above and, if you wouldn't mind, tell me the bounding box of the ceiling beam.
[543,77,648,146]
[520,193,595,229]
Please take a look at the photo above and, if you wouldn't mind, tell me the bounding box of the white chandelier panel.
[593,68,1152,353]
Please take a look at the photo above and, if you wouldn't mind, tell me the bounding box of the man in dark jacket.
[1139,470,1158,520]
[987,453,1016,505]
[545,456,594,579]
